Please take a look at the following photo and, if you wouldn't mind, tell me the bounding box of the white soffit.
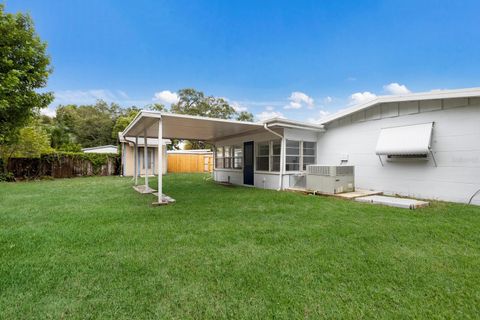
[375,122,434,155]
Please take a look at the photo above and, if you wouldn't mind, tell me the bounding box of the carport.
[120,111,264,205]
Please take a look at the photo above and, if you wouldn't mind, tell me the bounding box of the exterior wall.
[122,143,167,176]
[213,128,318,190]
[317,97,480,205]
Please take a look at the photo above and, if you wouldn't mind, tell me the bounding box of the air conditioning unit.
[306,165,355,194]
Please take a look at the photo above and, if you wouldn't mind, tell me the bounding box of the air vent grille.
[336,166,354,176]
[307,165,331,176]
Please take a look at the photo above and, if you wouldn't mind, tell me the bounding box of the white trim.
[254,171,281,175]
[214,168,243,172]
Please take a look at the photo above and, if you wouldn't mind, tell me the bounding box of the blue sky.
[6,0,480,122]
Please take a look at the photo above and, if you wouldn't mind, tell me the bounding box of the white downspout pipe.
[263,124,285,191]
[134,136,139,185]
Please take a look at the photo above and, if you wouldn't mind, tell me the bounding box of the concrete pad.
[152,193,176,204]
[286,188,383,198]
[355,195,429,209]
[133,185,156,194]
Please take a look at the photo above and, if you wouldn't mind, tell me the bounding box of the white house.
[118,133,170,176]
[121,87,480,205]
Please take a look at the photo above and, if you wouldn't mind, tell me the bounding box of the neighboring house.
[121,87,480,205]
[167,149,213,173]
[82,145,118,154]
[118,133,170,176]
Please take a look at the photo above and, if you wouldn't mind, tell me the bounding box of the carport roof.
[121,111,323,141]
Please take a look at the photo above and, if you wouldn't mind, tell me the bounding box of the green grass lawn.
[1,174,480,319]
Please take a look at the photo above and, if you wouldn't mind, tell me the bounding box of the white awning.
[121,111,268,141]
[375,122,434,155]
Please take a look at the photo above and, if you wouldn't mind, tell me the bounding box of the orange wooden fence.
[167,153,213,173]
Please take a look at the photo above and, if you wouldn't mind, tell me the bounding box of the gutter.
[263,123,285,191]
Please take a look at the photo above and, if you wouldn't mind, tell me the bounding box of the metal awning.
[122,111,265,141]
[376,122,434,155]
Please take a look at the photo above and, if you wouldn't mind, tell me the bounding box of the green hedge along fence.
[5,152,120,181]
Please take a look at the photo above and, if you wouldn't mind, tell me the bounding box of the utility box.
[306,165,355,194]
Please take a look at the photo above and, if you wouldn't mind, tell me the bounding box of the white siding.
[318,98,480,205]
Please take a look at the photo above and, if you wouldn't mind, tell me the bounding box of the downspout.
[134,136,139,185]
[263,124,285,191]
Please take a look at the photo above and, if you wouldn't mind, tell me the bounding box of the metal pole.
[144,128,149,191]
[158,119,163,203]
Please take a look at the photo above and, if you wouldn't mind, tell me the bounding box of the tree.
[0,120,53,167]
[54,100,119,148]
[236,111,254,122]
[170,88,237,119]
[112,107,140,139]
[0,4,53,147]
[148,103,167,112]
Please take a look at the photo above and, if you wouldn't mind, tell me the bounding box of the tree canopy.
[0,4,53,145]
[236,111,254,122]
[170,88,253,121]
[53,100,124,148]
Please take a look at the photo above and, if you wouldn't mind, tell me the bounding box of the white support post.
[157,119,163,203]
[144,128,149,191]
[279,136,285,190]
[134,136,139,185]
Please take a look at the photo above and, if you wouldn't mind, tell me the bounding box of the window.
[234,146,243,169]
[224,146,232,169]
[255,140,316,172]
[303,141,316,170]
[215,146,224,169]
[215,145,242,169]
[256,142,270,171]
[286,140,300,171]
[271,140,281,172]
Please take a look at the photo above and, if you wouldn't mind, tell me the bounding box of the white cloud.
[54,89,118,105]
[307,110,331,124]
[117,90,129,99]
[255,109,285,122]
[349,91,377,106]
[323,96,333,104]
[346,76,357,81]
[284,91,314,109]
[153,90,179,105]
[266,106,274,111]
[40,106,57,117]
[383,83,411,95]
[231,101,248,112]
[286,101,302,109]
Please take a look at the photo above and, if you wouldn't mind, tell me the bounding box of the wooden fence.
[7,153,119,179]
[167,153,213,173]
